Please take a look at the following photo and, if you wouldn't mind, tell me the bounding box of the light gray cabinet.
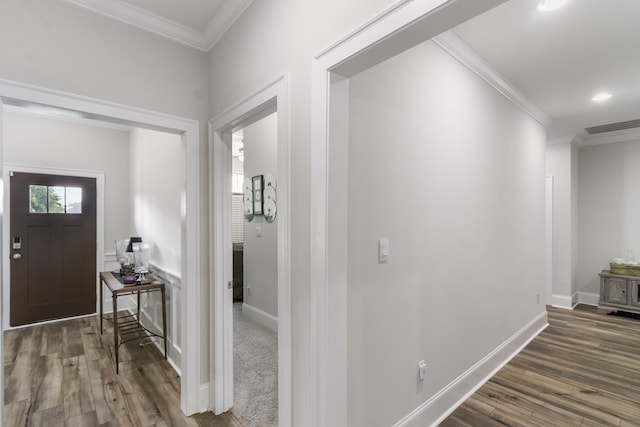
[599,270,640,314]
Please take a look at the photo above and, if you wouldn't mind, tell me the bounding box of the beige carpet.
[232,303,278,427]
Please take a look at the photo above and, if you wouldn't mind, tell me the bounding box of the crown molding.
[433,31,552,128]
[548,129,640,147]
[547,136,577,146]
[204,0,255,50]
[63,0,251,52]
[577,130,640,147]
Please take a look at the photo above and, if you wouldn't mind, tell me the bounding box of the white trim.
[433,31,552,127]
[2,104,134,132]
[209,74,291,426]
[137,301,182,367]
[578,292,599,306]
[203,0,255,51]
[395,312,548,427]
[199,383,211,413]
[547,135,578,146]
[241,303,278,333]
[2,165,105,329]
[0,78,202,416]
[0,99,4,425]
[62,0,255,52]
[551,129,640,148]
[310,1,507,425]
[63,0,207,51]
[577,130,640,147]
[545,176,553,307]
[551,293,576,309]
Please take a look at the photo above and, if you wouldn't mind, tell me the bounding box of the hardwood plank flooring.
[3,313,242,427]
[442,305,640,426]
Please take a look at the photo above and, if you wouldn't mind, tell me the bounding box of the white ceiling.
[454,0,640,142]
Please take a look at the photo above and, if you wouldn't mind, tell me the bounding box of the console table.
[599,270,640,315]
[99,271,167,373]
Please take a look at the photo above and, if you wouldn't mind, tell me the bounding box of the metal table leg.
[113,290,119,374]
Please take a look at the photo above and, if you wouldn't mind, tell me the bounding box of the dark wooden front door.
[10,172,97,326]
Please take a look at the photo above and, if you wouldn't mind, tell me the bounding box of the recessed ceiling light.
[537,0,568,12]
[592,92,612,103]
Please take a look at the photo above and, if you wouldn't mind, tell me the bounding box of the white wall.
[128,128,184,365]
[209,1,433,421]
[129,128,183,277]
[347,40,546,426]
[545,141,578,306]
[242,113,278,320]
[2,111,130,254]
[578,140,640,294]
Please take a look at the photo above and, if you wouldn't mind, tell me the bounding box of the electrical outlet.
[418,360,427,380]
[536,293,540,304]
[247,285,251,295]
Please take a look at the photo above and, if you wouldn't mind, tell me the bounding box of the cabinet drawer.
[630,280,640,307]
[603,278,628,304]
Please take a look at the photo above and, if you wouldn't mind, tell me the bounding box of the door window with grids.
[29,185,83,214]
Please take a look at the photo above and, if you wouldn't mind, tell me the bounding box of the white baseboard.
[199,383,211,413]
[551,293,575,309]
[137,306,182,371]
[394,311,549,427]
[578,292,599,306]
[242,303,278,332]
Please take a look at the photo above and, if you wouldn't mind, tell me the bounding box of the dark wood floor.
[442,305,640,426]
[7,305,640,426]
[3,313,241,427]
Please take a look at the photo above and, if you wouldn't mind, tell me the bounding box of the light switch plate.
[418,360,427,380]
[378,238,389,262]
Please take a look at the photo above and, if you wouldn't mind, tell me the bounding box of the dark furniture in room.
[233,243,244,302]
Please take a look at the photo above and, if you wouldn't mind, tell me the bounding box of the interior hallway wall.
[347,40,547,426]
[129,128,183,277]
[129,127,184,367]
[578,139,640,295]
[208,0,507,423]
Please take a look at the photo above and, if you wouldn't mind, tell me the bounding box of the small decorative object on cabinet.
[598,270,640,315]
[132,242,152,284]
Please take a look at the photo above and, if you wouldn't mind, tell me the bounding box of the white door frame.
[2,165,105,328]
[209,74,291,426]
[0,79,203,416]
[309,0,506,425]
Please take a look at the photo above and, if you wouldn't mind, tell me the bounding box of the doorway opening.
[0,82,203,416]
[230,112,279,426]
[209,74,290,426]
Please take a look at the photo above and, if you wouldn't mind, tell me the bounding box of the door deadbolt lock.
[12,253,22,260]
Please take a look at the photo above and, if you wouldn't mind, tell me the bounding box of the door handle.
[227,281,233,290]
[12,253,22,260]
